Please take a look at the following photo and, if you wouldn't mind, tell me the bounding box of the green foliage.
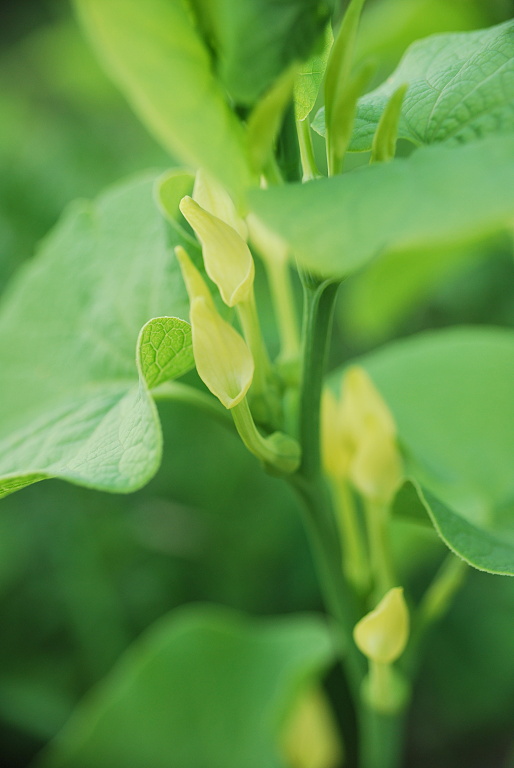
[73,0,251,195]
[137,317,194,389]
[313,19,514,150]
[188,0,333,106]
[37,606,335,768]
[360,327,514,574]
[0,175,189,498]
[249,135,514,278]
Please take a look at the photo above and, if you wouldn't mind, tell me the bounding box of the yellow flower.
[175,245,254,409]
[353,587,409,664]
[179,196,254,307]
[323,367,403,503]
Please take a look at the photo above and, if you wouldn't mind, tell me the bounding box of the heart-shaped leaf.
[0,174,190,499]
[313,19,514,151]
[36,605,336,768]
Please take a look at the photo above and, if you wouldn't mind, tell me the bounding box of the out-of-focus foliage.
[1,1,513,767]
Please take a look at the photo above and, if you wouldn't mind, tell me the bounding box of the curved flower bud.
[321,388,352,479]
[353,587,409,664]
[175,245,213,306]
[192,168,248,240]
[179,196,254,307]
[281,685,343,768]
[190,296,254,409]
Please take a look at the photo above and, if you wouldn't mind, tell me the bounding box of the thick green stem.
[298,277,340,481]
[358,700,407,768]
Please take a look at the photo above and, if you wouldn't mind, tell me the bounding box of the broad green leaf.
[295,23,333,121]
[137,317,194,389]
[359,327,514,574]
[37,605,335,768]
[0,174,190,499]
[340,240,498,343]
[74,0,250,196]
[314,20,514,151]
[248,135,514,279]
[189,0,333,106]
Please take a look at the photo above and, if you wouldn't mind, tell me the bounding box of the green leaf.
[189,0,333,106]
[295,23,333,121]
[36,605,335,768]
[137,317,194,389]
[0,174,190,499]
[313,19,514,151]
[359,327,514,575]
[73,0,250,196]
[248,135,514,279]
[154,169,197,245]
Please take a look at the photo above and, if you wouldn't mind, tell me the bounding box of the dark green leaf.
[37,605,335,768]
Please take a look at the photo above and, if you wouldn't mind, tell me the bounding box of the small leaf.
[370,83,408,163]
[358,327,514,575]
[137,317,194,390]
[351,19,514,151]
[249,135,514,279]
[36,605,335,768]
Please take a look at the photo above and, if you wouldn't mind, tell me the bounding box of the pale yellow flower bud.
[190,296,254,409]
[340,366,403,504]
[175,245,213,306]
[321,388,352,479]
[179,196,255,307]
[353,587,409,664]
[192,168,248,240]
[281,686,343,768]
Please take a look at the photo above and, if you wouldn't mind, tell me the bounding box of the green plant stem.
[265,257,300,362]
[298,276,340,480]
[331,477,370,594]
[405,554,467,674]
[358,699,407,768]
[231,397,299,474]
[296,118,319,180]
[364,497,395,598]
[237,290,272,397]
[151,381,233,428]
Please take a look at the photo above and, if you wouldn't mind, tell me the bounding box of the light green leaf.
[0,174,189,499]
[314,20,514,151]
[73,0,250,196]
[295,23,333,121]
[154,169,197,245]
[189,0,333,106]
[360,327,514,575]
[36,605,335,768]
[137,317,194,389]
[248,135,514,279]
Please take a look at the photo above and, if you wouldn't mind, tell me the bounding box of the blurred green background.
[0,1,513,766]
